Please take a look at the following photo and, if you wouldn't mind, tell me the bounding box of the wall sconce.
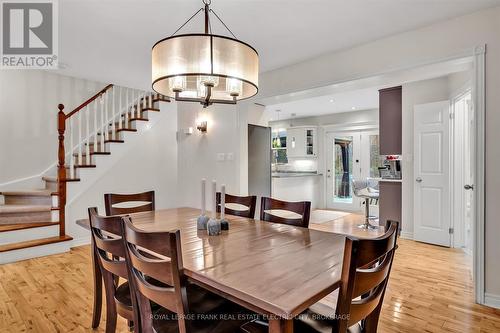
[197,120,208,133]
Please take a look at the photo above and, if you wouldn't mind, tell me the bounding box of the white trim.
[484,293,500,309]
[0,241,71,265]
[400,231,414,240]
[70,236,91,248]
[472,44,486,305]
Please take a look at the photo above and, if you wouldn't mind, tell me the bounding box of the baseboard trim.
[485,293,500,309]
[70,236,90,248]
[400,231,414,240]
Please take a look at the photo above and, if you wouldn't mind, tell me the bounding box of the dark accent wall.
[379,86,402,155]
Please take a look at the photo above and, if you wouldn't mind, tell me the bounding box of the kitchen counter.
[272,172,323,178]
[369,177,402,183]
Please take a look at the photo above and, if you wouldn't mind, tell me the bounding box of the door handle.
[416,177,422,183]
[464,184,474,190]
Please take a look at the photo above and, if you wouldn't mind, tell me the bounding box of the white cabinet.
[287,127,317,158]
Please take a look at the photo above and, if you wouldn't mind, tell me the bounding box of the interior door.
[326,132,361,211]
[414,101,451,247]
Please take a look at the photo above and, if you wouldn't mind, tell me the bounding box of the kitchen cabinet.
[287,127,317,158]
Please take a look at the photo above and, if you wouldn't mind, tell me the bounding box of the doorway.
[326,129,382,212]
[413,91,474,252]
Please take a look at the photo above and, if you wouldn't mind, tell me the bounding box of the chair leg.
[91,241,103,328]
[103,272,117,333]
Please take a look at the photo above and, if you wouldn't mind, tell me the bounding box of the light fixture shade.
[152,34,259,101]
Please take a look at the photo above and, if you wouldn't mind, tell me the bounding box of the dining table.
[76,207,371,333]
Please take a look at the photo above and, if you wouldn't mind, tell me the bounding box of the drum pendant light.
[152,0,259,108]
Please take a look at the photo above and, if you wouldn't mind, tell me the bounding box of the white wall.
[176,102,242,209]
[66,102,178,243]
[0,71,106,185]
[256,6,500,298]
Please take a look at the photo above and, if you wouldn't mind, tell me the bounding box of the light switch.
[226,153,234,161]
[217,153,225,161]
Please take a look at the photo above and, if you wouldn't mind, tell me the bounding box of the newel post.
[57,104,67,236]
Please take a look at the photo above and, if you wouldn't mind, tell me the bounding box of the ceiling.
[57,0,500,90]
[263,57,473,120]
[267,88,379,120]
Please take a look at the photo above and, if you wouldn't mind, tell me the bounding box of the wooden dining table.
[77,207,355,332]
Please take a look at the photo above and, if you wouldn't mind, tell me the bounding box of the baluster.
[104,92,109,141]
[149,93,153,108]
[86,105,90,164]
[111,87,116,135]
[143,91,147,110]
[118,86,123,129]
[136,90,141,118]
[78,111,82,165]
[69,117,75,179]
[125,88,129,123]
[100,95,105,151]
[93,100,98,148]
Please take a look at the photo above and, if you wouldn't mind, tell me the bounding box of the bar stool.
[352,178,379,229]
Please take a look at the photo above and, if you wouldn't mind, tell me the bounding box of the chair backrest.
[121,216,189,333]
[104,191,155,216]
[334,220,399,332]
[88,207,128,279]
[216,192,257,218]
[259,197,311,228]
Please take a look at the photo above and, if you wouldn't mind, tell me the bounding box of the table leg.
[91,238,103,328]
[269,317,293,333]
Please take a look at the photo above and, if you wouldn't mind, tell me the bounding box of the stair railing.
[57,84,159,236]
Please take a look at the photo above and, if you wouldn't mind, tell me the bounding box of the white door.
[414,101,451,247]
[326,130,381,212]
[464,94,474,253]
[326,132,361,211]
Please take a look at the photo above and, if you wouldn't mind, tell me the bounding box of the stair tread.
[0,235,72,252]
[0,204,52,214]
[0,221,59,232]
[1,189,53,197]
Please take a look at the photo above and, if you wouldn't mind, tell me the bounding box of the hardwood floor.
[1,214,499,332]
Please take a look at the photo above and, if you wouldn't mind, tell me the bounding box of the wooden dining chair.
[121,216,250,333]
[216,192,257,218]
[260,197,311,228]
[241,221,399,333]
[88,207,134,333]
[104,191,155,216]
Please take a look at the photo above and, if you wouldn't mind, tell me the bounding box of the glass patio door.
[326,130,381,212]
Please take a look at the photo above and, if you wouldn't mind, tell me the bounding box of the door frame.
[471,45,486,305]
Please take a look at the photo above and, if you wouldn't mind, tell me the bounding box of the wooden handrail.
[65,84,113,119]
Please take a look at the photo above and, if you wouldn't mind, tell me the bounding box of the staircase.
[0,84,169,264]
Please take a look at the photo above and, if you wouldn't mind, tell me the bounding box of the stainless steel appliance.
[381,156,402,179]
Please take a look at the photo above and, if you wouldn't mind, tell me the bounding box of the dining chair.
[121,216,250,333]
[88,207,134,333]
[259,197,311,228]
[104,191,155,216]
[241,220,399,333]
[216,192,257,218]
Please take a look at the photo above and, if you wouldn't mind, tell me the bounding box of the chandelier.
[152,0,259,108]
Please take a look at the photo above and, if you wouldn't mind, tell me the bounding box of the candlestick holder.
[207,218,221,236]
[220,218,229,230]
[197,214,209,230]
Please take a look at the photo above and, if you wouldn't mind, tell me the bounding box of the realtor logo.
[1,0,58,68]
